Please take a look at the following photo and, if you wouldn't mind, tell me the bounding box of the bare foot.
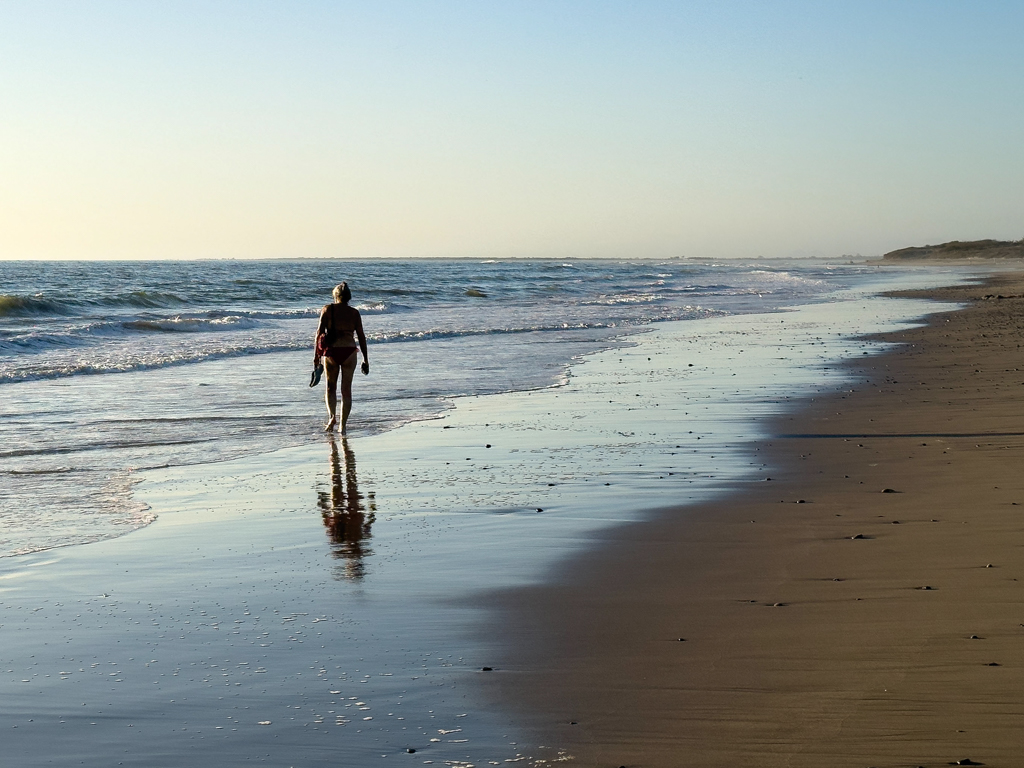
[324,416,337,432]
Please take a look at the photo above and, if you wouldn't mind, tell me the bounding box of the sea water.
[0,257,957,557]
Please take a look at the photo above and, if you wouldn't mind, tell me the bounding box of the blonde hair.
[332,282,351,304]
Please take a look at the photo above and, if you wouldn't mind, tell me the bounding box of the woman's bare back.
[322,304,361,347]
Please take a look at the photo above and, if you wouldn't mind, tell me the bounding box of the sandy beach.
[491,272,1024,766]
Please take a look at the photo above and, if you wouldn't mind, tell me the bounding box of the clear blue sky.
[1,1,1021,259]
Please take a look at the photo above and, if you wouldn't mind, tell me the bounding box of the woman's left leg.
[339,353,358,435]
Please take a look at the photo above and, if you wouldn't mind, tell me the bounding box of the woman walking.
[314,282,369,434]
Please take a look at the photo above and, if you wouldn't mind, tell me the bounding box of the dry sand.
[492,273,1024,767]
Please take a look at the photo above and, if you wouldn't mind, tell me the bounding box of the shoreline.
[487,272,1024,766]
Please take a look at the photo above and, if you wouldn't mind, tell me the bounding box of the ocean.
[0,258,964,558]
[0,260,897,561]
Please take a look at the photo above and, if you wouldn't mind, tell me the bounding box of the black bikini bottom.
[325,346,358,365]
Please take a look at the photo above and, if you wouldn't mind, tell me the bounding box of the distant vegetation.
[883,239,1024,261]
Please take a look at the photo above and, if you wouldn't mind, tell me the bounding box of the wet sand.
[491,272,1024,766]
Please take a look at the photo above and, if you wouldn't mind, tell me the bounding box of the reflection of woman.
[314,282,369,433]
[316,436,375,581]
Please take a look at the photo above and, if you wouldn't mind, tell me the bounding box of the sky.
[1,1,1022,260]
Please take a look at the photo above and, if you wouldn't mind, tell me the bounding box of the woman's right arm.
[315,305,328,340]
[313,306,328,363]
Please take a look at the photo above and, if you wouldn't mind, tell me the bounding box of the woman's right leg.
[324,358,340,430]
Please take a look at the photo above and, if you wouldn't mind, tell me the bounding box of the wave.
[371,287,442,298]
[1,309,324,354]
[364,310,723,345]
[660,272,831,298]
[742,270,830,291]
[120,314,260,333]
[211,304,387,317]
[0,304,731,384]
[0,314,265,354]
[0,343,309,384]
[3,467,81,475]
[353,301,388,313]
[99,290,188,309]
[204,307,322,320]
[0,290,191,318]
[581,293,662,306]
[0,328,90,353]
[0,294,70,317]
[369,325,606,344]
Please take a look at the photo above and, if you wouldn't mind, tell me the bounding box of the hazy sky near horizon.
[2,1,1022,260]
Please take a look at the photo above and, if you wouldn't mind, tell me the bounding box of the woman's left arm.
[355,311,369,375]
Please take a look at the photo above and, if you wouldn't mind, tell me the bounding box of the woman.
[314,282,369,434]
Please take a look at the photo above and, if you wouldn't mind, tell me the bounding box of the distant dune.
[881,238,1024,261]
